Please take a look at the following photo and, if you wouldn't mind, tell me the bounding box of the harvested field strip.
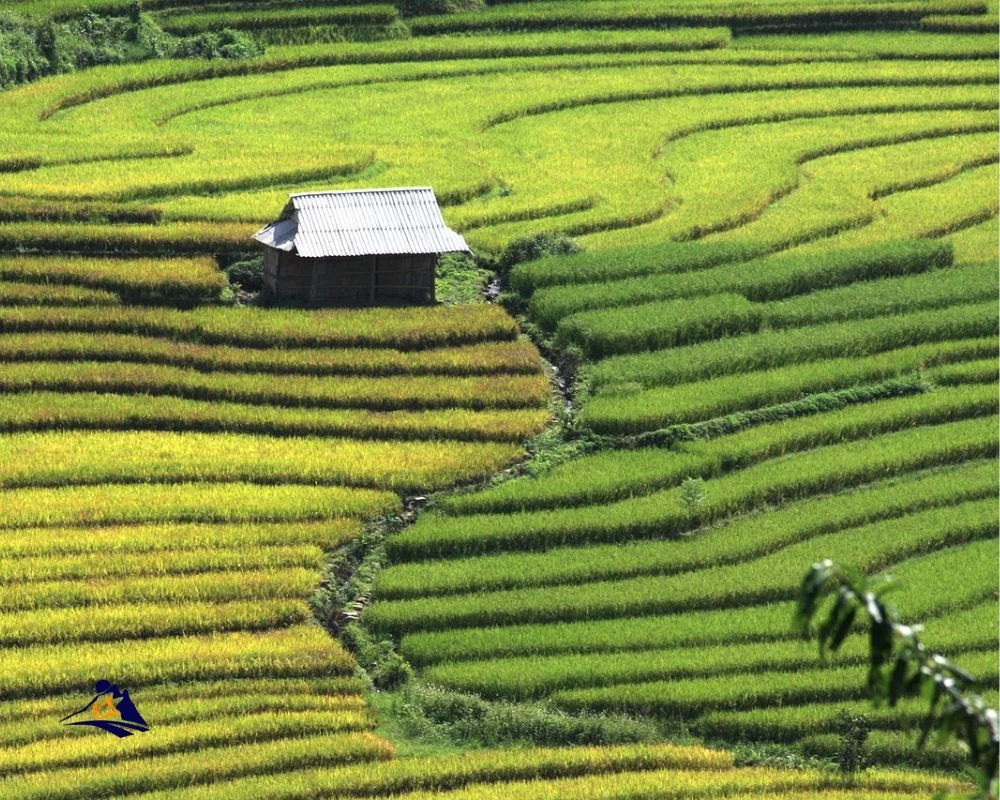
[0,599,313,646]
[0,392,550,443]
[0,304,519,348]
[529,239,952,328]
[0,255,226,306]
[0,482,400,528]
[385,417,998,562]
[0,333,544,376]
[582,338,997,434]
[367,511,998,635]
[0,624,356,699]
[7,743,732,800]
[0,282,120,307]
[587,294,998,389]
[441,386,997,514]
[550,649,999,718]
[0,519,360,558]
[0,362,551,411]
[1,544,324,581]
[7,732,394,800]
[0,431,523,491]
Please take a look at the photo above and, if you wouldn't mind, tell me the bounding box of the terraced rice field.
[1,0,997,796]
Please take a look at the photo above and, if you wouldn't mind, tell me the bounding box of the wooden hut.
[253,187,470,306]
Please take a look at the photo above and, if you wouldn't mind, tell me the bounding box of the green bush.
[501,233,581,271]
[172,28,264,60]
[224,255,265,293]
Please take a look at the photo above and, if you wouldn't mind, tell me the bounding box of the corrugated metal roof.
[252,187,470,258]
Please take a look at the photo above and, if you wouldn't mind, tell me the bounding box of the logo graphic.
[60,680,150,737]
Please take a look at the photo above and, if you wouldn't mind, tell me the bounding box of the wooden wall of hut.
[263,249,435,307]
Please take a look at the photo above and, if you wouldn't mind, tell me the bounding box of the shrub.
[500,233,581,271]
[224,254,265,293]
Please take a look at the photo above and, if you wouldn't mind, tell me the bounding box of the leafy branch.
[794,559,998,798]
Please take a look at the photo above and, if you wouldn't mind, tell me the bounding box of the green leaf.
[888,657,909,706]
[829,606,857,653]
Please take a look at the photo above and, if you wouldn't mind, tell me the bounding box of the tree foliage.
[795,559,999,798]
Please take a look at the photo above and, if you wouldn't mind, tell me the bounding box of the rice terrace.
[0,0,997,797]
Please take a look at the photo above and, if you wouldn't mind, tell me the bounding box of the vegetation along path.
[0,0,996,797]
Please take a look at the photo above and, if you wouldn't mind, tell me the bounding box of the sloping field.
[0,0,996,796]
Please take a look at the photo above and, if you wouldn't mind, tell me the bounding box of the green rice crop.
[560,284,996,359]
[0,333,543,376]
[0,303,519,348]
[509,241,762,294]
[0,482,399,528]
[0,281,119,307]
[800,730,966,769]
[927,358,1000,385]
[0,624,356,698]
[0,599,313,645]
[440,384,996,514]
[698,647,999,741]
[421,615,996,701]
[367,508,997,634]
[409,1,987,35]
[921,12,1000,30]
[551,649,999,718]
[0,519,360,558]
[529,240,951,328]
[735,30,999,58]
[555,293,761,357]
[588,301,998,390]
[761,262,998,327]
[0,254,227,306]
[383,445,997,597]
[397,520,999,665]
[386,417,998,561]
[0,391,550,443]
[0,431,523,491]
[419,598,997,699]
[158,6,399,36]
[583,338,996,434]
[0,361,550,411]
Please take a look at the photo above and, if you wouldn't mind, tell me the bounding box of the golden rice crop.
[0,482,400,528]
[0,431,525,491]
